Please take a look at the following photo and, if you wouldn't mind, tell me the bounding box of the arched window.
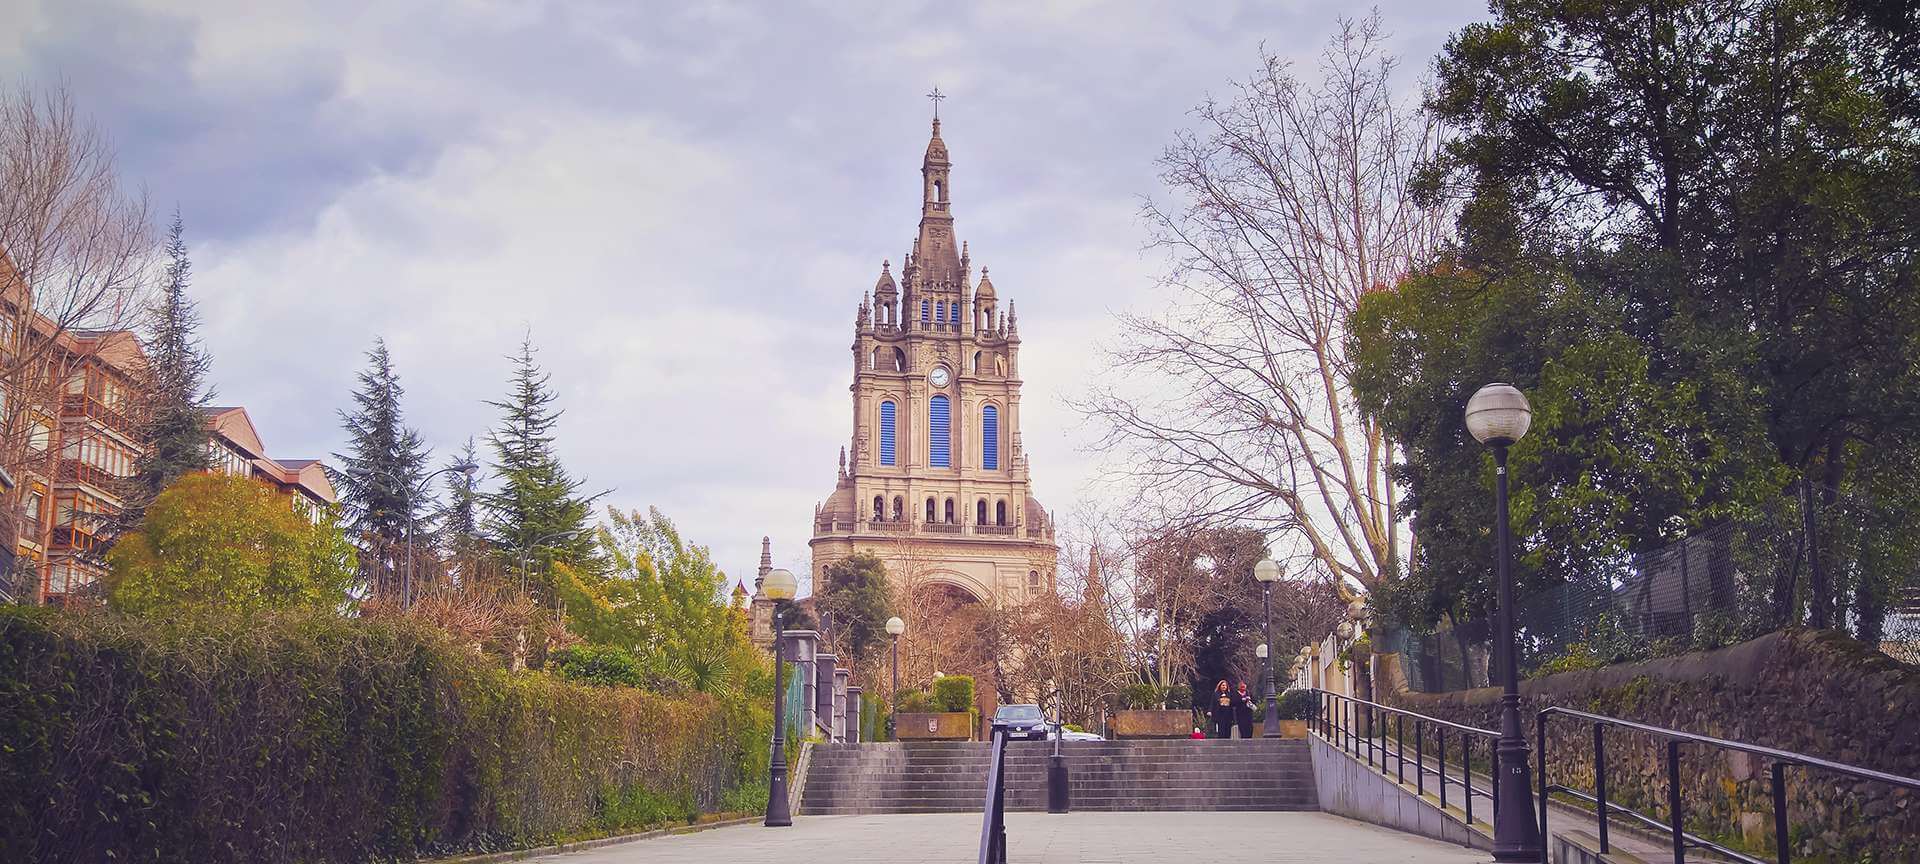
[976,498,988,525]
[973,350,982,373]
[944,498,955,523]
[982,405,999,470]
[873,495,885,521]
[935,303,945,323]
[878,400,896,466]
[928,395,951,467]
[892,496,904,521]
[893,347,906,372]
[995,500,1007,526]
[924,497,936,523]
[1029,570,1041,590]
[921,300,930,323]
[934,180,945,202]
[950,302,960,324]
[868,348,877,369]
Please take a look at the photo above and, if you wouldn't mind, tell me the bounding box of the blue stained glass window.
[929,395,951,467]
[936,303,945,323]
[879,401,896,466]
[950,302,961,324]
[921,300,930,323]
[982,405,999,470]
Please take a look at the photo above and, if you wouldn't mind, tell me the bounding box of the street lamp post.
[762,567,798,828]
[885,616,905,740]
[385,462,478,608]
[1254,558,1282,737]
[1467,382,1542,862]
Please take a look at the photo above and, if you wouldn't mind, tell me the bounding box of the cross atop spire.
[927,85,946,121]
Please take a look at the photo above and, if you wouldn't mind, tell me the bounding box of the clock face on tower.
[929,366,951,388]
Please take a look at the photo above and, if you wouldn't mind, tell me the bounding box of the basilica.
[779,111,1059,631]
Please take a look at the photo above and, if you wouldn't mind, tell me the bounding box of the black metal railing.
[1537,706,1920,864]
[1313,689,1499,826]
[977,721,1009,864]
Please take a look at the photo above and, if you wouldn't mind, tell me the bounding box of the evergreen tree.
[480,336,599,599]
[125,211,214,523]
[438,438,482,554]
[329,339,432,594]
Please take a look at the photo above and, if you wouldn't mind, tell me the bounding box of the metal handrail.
[1538,705,1920,864]
[1312,689,1499,829]
[977,722,1009,864]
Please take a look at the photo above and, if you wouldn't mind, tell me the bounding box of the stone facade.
[1381,630,1920,862]
[803,114,1058,609]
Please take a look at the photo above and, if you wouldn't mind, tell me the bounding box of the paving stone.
[528,812,1493,863]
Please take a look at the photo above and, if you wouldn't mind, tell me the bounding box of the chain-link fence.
[1384,520,1918,693]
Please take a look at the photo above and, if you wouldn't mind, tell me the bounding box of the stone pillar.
[833,669,851,743]
[846,686,863,744]
[814,653,838,740]
[784,630,819,734]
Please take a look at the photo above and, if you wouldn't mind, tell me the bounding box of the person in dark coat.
[1234,682,1257,738]
[1208,680,1235,738]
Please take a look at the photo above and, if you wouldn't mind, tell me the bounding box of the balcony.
[57,461,126,495]
[977,524,1016,536]
[60,393,132,434]
[924,522,962,534]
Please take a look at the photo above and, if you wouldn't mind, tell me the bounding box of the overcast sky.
[0,0,1483,591]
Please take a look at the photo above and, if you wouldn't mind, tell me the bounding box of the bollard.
[1047,722,1070,813]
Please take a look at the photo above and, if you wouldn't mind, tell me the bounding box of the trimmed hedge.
[0,607,763,863]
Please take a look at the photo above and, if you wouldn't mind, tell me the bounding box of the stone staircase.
[799,738,1319,815]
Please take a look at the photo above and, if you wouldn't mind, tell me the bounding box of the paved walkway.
[528,812,1492,863]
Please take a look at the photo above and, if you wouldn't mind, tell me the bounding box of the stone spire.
[755,536,772,592]
[914,115,962,288]
[1007,300,1019,339]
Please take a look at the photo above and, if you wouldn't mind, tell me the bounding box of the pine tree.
[329,338,432,595]
[438,438,482,550]
[480,336,600,599]
[125,211,214,523]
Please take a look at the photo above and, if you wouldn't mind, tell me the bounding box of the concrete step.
[799,738,1320,815]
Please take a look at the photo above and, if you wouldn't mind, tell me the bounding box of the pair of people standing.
[1207,680,1258,738]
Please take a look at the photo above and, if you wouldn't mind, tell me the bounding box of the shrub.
[895,689,935,713]
[1121,681,1161,709]
[0,607,762,864]
[551,644,647,687]
[1163,683,1193,709]
[932,675,975,712]
[1275,689,1317,720]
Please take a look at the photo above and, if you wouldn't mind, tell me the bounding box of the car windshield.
[996,705,1042,722]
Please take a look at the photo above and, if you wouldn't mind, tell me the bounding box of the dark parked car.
[993,704,1048,740]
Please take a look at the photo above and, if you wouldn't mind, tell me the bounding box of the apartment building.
[204,406,337,521]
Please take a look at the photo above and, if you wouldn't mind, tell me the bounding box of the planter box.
[896,712,972,740]
[1274,719,1309,738]
[1111,709,1193,738]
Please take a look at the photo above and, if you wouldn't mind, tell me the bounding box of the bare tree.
[1076,15,1448,598]
[0,84,153,599]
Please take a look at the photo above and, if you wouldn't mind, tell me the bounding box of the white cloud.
[6,0,1487,584]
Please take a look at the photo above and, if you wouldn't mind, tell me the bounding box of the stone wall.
[1381,629,1918,863]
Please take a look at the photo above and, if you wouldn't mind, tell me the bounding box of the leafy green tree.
[1387,0,1920,637]
[561,507,755,696]
[124,211,214,527]
[481,337,600,598]
[1353,266,1780,629]
[814,551,892,669]
[104,473,356,615]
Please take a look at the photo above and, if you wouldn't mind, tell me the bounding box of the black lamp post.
[762,567,798,828]
[885,615,905,740]
[1254,557,1282,736]
[1467,382,1543,862]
